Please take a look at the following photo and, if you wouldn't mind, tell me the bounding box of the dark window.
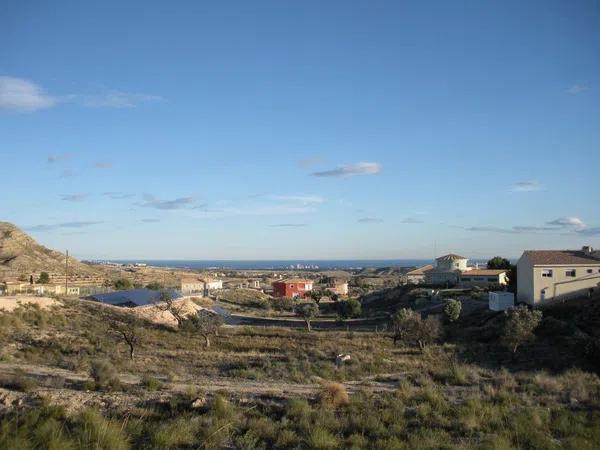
[587,269,593,274]
[462,277,471,281]
[542,269,552,277]
[566,270,576,277]
[487,278,497,282]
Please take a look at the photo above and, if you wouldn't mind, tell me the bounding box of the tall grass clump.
[318,382,349,408]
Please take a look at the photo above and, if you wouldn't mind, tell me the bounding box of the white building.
[516,246,600,305]
[425,254,469,286]
[179,277,205,295]
[406,265,434,284]
[489,291,514,311]
[460,269,509,287]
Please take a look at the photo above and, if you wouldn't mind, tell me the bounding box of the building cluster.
[406,254,508,288]
[179,276,223,296]
[271,277,349,298]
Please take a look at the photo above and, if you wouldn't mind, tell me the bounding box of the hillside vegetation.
[0,296,600,448]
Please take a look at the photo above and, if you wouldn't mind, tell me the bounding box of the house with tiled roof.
[406,264,434,284]
[425,254,470,286]
[460,269,509,287]
[516,246,600,305]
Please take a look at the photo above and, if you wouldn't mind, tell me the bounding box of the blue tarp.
[87,288,182,307]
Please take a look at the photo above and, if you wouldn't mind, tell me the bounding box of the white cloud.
[48,153,73,164]
[270,195,324,204]
[103,192,134,200]
[566,84,590,95]
[81,91,164,108]
[140,195,196,210]
[312,162,382,177]
[271,223,307,228]
[510,180,543,192]
[400,218,423,224]
[358,217,384,223]
[61,193,89,202]
[25,221,101,232]
[546,216,586,230]
[0,76,56,112]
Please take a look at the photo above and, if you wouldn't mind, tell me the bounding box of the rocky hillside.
[0,222,101,279]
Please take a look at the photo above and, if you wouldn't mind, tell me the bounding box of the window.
[566,270,576,277]
[542,269,552,277]
[487,278,497,282]
[588,269,593,274]
[462,277,471,282]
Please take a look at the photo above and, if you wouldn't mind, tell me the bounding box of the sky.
[1,0,599,260]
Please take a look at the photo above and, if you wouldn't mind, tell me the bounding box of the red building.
[272,279,314,298]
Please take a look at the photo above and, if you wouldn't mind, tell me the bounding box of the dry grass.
[318,382,350,408]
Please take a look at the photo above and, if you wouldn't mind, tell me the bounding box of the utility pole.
[65,250,69,295]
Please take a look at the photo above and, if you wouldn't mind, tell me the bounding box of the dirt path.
[0,361,400,414]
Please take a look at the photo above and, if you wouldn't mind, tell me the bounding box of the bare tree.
[155,290,186,327]
[295,302,319,332]
[182,309,224,347]
[108,313,142,360]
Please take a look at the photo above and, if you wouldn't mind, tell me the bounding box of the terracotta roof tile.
[523,250,600,266]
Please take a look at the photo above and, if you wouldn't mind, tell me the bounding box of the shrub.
[307,427,340,450]
[0,369,36,392]
[444,299,461,322]
[391,309,442,350]
[318,382,349,408]
[501,305,543,353]
[73,408,130,450]
[141,374,163,391]
[89,359,120,391]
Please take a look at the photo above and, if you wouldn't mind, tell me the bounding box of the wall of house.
[533,265,600,303]
[516,255,535,305]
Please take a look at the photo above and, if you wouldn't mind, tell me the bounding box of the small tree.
[182,310,224,347]
[487,256,512,270]
[155,290,186,328]
[146,281,163,290]
[310,290,323,304]
[338,298,362,319]
[391,308,441,351]
[108,314,142,360]
[501,305,543,353]
[37,272,50,284]
[444,299,461,322]
[295,302,319,332]
[114,278,132,290]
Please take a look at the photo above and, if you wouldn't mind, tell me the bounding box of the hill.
[0,222,101,279]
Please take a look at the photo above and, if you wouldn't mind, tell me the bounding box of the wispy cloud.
[140,195,196,210]
[81,91,164,108]
[47,153,73,164]
[566,84,590,95]
[466,216,589,234]
[103,192,135,200]
[358,217,384,223]
[61,193,89,202]
[25,221,102,232]
[576,227,600,236]
[0,76,56,112]
[271,223,307,227]
[546,216,586,230]
[0,76,164,112]
[312,162,382,177]
[141,218,160,223]
[510,180,543,192]
[59,169,78,178]
[93,161,113,169]
[270,195,324,204]
[400,217,423,224]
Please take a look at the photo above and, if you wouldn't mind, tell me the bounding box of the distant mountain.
[0,222,100,278]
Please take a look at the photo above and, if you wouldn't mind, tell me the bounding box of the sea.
[110,259,439,271]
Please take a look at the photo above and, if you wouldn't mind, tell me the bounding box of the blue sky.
[1,0,599,260]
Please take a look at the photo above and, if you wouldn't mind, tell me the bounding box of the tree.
[146,281,164,291]
[391,308,441,351]
[114,278,132,290]
[444,299,461,322]
[155,290,186,328]
[338,298,362,319]
[501,305,543,353]
[182,309,224,347]
[108,313,142,360]
[295,302,319,332]
[37,272,50,284]
[310,290,323,304]
[487,256,512,270]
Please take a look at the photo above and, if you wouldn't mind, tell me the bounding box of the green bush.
[89,359,120,391]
